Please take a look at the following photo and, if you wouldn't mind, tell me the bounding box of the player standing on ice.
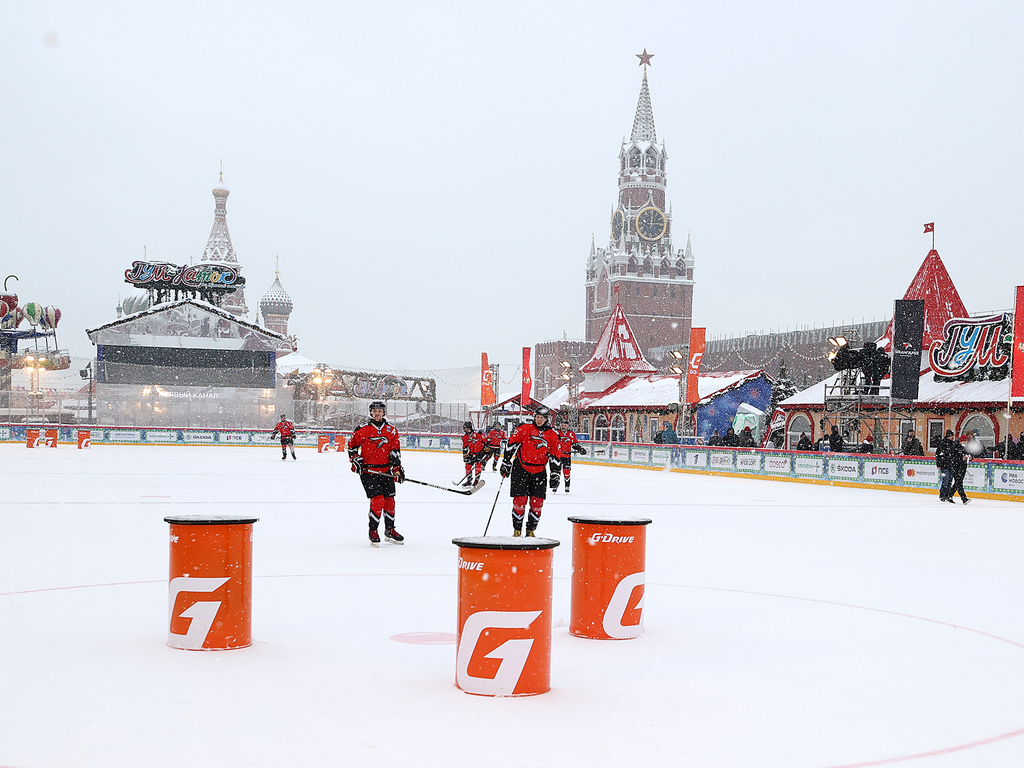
[500,405,562,537]
[271,413,297,461]
[484,422,507,472]
[460,421,486,486]
[550,417,587,493]
[348,401,406,546]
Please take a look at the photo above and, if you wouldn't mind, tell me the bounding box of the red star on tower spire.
[636,49,654,68]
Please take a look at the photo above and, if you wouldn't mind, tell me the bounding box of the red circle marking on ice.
[390,632,457,645]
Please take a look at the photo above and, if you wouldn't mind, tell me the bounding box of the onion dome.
[259,274,293,317]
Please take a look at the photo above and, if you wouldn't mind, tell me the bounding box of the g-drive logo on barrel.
[602,572,646,640]
[167,576,229,649]
[457,610,542,696]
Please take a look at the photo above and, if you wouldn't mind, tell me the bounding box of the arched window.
[961,413,996,450]
[629,148,641,168]
[594,414,609,442]
[627,256,638,273]
[787,413,812,450]
[611,415,626,442]
[642,257,653,275]
[645,148,658,168]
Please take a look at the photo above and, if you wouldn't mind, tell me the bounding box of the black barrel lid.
[568,516,652,526]
[453,536,559,551]
[164,515,259,525]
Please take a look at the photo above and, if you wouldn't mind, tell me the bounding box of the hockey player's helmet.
[463,421,474,431]
[369,400,386,415]
[534,406,550,424]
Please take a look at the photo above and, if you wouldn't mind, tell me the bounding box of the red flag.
[481,353,495,406]
[1012,286,1024,399]
[686,327,705,404]
[521,347,533,407]
[923,222,934,233]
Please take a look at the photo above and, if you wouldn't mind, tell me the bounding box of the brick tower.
[584,52,694,367]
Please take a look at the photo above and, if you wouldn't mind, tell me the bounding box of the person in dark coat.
[659,421,679,445]
[722,427,740,447]
[738,426,755,447]
[707,429,721,446]
[857,434,874,454]
[828,425,845,453]
[901,430,924,456]
[935,429,969,504]
[796,432,812,451]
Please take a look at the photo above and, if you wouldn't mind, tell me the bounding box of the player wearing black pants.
[500,406,562,536]
[348,401,407,545]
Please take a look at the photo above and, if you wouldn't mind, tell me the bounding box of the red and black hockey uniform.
[550,424,587,492]
[271,416,297,460]
[348,404,406,545]
[484,424,507,471]
[499,409,563,535]
[461,422,487,485]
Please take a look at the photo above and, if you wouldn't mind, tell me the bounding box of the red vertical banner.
[1013,286,1024,398]
[686,327,705,404]
[521,347,533,407]
[481,353,496,406]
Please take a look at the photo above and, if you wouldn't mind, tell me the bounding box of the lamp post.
[559,360,579,430]
[79,361,94,423]
[24,353,47,420]
[310,367,334,427]
[669,347,691,436]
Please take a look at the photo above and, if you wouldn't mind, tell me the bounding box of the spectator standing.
[901,430,924,456]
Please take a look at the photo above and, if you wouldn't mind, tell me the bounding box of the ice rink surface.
[2,443,1024,768]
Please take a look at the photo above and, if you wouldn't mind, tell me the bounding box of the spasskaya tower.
[584,51,694,366]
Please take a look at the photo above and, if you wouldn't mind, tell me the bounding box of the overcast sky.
[2,1,1022,383]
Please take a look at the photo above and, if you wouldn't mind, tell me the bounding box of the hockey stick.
[483,445,518,535]
[482,472,507,536]
[364,469,486,496]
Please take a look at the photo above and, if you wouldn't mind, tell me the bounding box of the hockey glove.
[271,431,279,439]
[573,443,587,455]
[392,465,406,483]
[499,460,511,478]
[349,456,363,474]
[462,449,470,463]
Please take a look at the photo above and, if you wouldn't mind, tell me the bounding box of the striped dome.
[259,275,293,316]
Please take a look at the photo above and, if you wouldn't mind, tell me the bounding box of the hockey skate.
[384,528,405,545]
[512,529,522,537]
[525,529,536,537]
[369,529,381,547]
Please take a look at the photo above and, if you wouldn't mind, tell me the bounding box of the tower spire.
[631,51,657,142]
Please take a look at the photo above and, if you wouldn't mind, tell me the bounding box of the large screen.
[97,345,275,388]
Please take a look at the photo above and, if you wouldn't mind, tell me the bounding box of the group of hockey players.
[282,401,588,546]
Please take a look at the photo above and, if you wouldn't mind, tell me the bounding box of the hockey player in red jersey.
[348,401,406,546]
[550,417,587,493]
[461,421,487,486]
[270,414,297,460]
[484,422,507,471]
[499,406,563,536]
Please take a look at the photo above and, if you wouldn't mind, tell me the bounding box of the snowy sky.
[2,0,1023,380]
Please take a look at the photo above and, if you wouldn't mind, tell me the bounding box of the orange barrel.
[44,428,58,448]
[453,536,559,696]
[77,429,91,449]
[25,428,40,448]
[568,516,652,640]
[164,515,259,651]
[317,434,330,453]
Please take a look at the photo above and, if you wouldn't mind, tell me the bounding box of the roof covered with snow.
[877,249,968,350]
[542,370,765,411]
[580,303,657,374]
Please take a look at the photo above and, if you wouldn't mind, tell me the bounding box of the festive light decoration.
[22,302,42,327]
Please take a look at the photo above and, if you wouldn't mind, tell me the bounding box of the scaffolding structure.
[822,368,914,452]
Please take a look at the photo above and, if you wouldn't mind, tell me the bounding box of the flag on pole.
[481,353,495,406]
[923,222,934,233]
[686,327,705,404]
[521,347,533,408]
[1012,286,1024,399]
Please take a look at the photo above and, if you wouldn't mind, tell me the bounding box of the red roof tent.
[580,303,658,374]
[878,249,968,350]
